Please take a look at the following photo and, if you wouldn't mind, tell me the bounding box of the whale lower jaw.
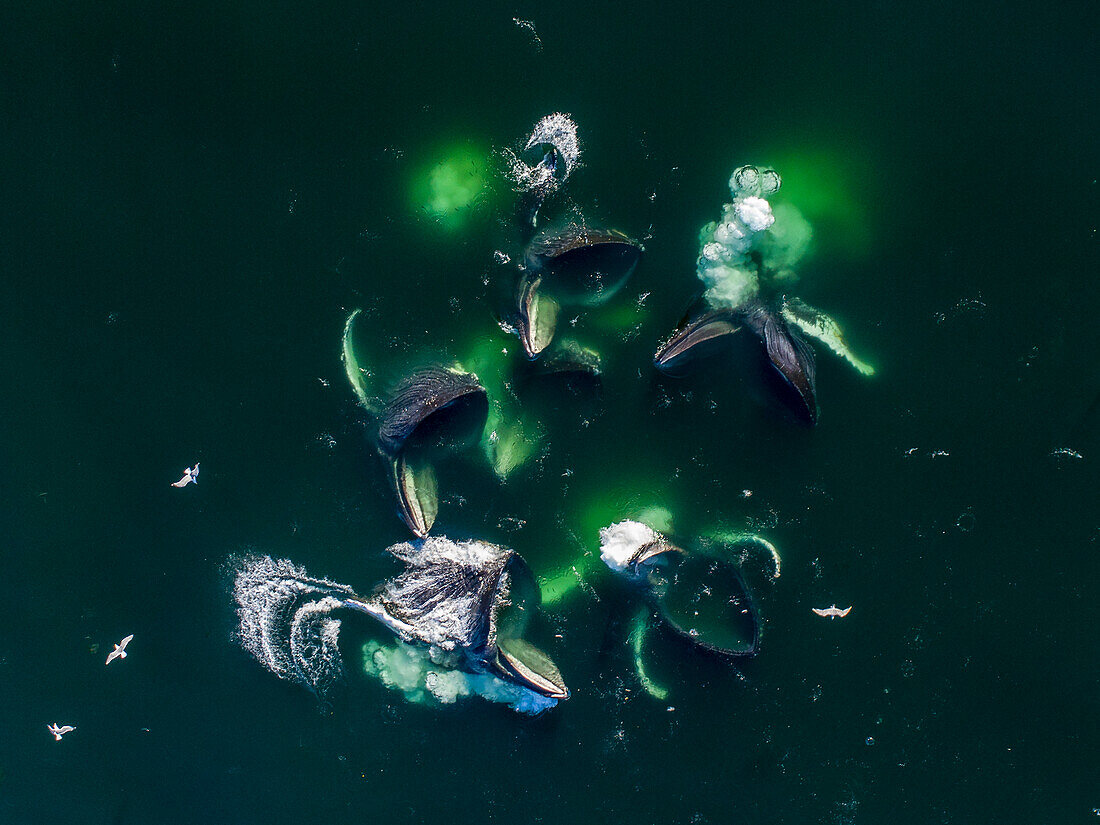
[492,638,570,700]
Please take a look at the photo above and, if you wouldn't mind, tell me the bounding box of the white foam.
[700,264,759,308]
[735,197,775,233]
[362,640,557,714]
[599,520,660,574]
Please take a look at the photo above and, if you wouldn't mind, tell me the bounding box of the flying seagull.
[812,605,852,618]
[106,634,134,664]
[47,724,75,741]
[170,463,200,488]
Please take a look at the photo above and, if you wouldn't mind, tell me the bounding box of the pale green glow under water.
[411,143,494,230]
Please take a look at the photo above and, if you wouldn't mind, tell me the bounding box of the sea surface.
[0,2,1096,823]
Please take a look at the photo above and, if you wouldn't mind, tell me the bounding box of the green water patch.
[765,144,881,263]
[409,139,501,233]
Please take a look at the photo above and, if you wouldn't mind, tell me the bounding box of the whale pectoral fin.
[782,299,876,377]
[342,309,381,412]
[630,610,670,701]
[391,452,438,538]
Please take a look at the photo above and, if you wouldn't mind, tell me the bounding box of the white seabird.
[47,723,75,741]
[812,605,852,618]
[170,463,200,488]
[106,634,134,664]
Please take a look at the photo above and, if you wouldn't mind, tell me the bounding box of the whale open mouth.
[601,522,763,660]
[653,308,743,373]
[740,302,818,425]
[515,225,642,357]
[526,225,642,308]
[376,367,489,536]
[642,552,761,659]
[653,300,818,424]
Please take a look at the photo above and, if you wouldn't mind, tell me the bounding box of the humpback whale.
[515,223,643,360]
[502,114,644,359]
[232,538,568,712]
[654,164,874,423]
[598,520,763,660]
[377,368,487,537]
[342,310,489,537]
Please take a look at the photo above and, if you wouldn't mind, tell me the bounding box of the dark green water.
[1,2,1096,823]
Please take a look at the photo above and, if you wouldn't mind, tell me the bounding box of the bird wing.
[121,634,134,646]
[838,607,852,617]
[811,608,828,617]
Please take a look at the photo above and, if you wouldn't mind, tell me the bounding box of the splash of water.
[598,520,661,574]
[232,555,356,696]
[501,113,581,197]
[372,537,513,652]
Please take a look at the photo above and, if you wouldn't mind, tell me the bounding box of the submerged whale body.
[232,539,568,712]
